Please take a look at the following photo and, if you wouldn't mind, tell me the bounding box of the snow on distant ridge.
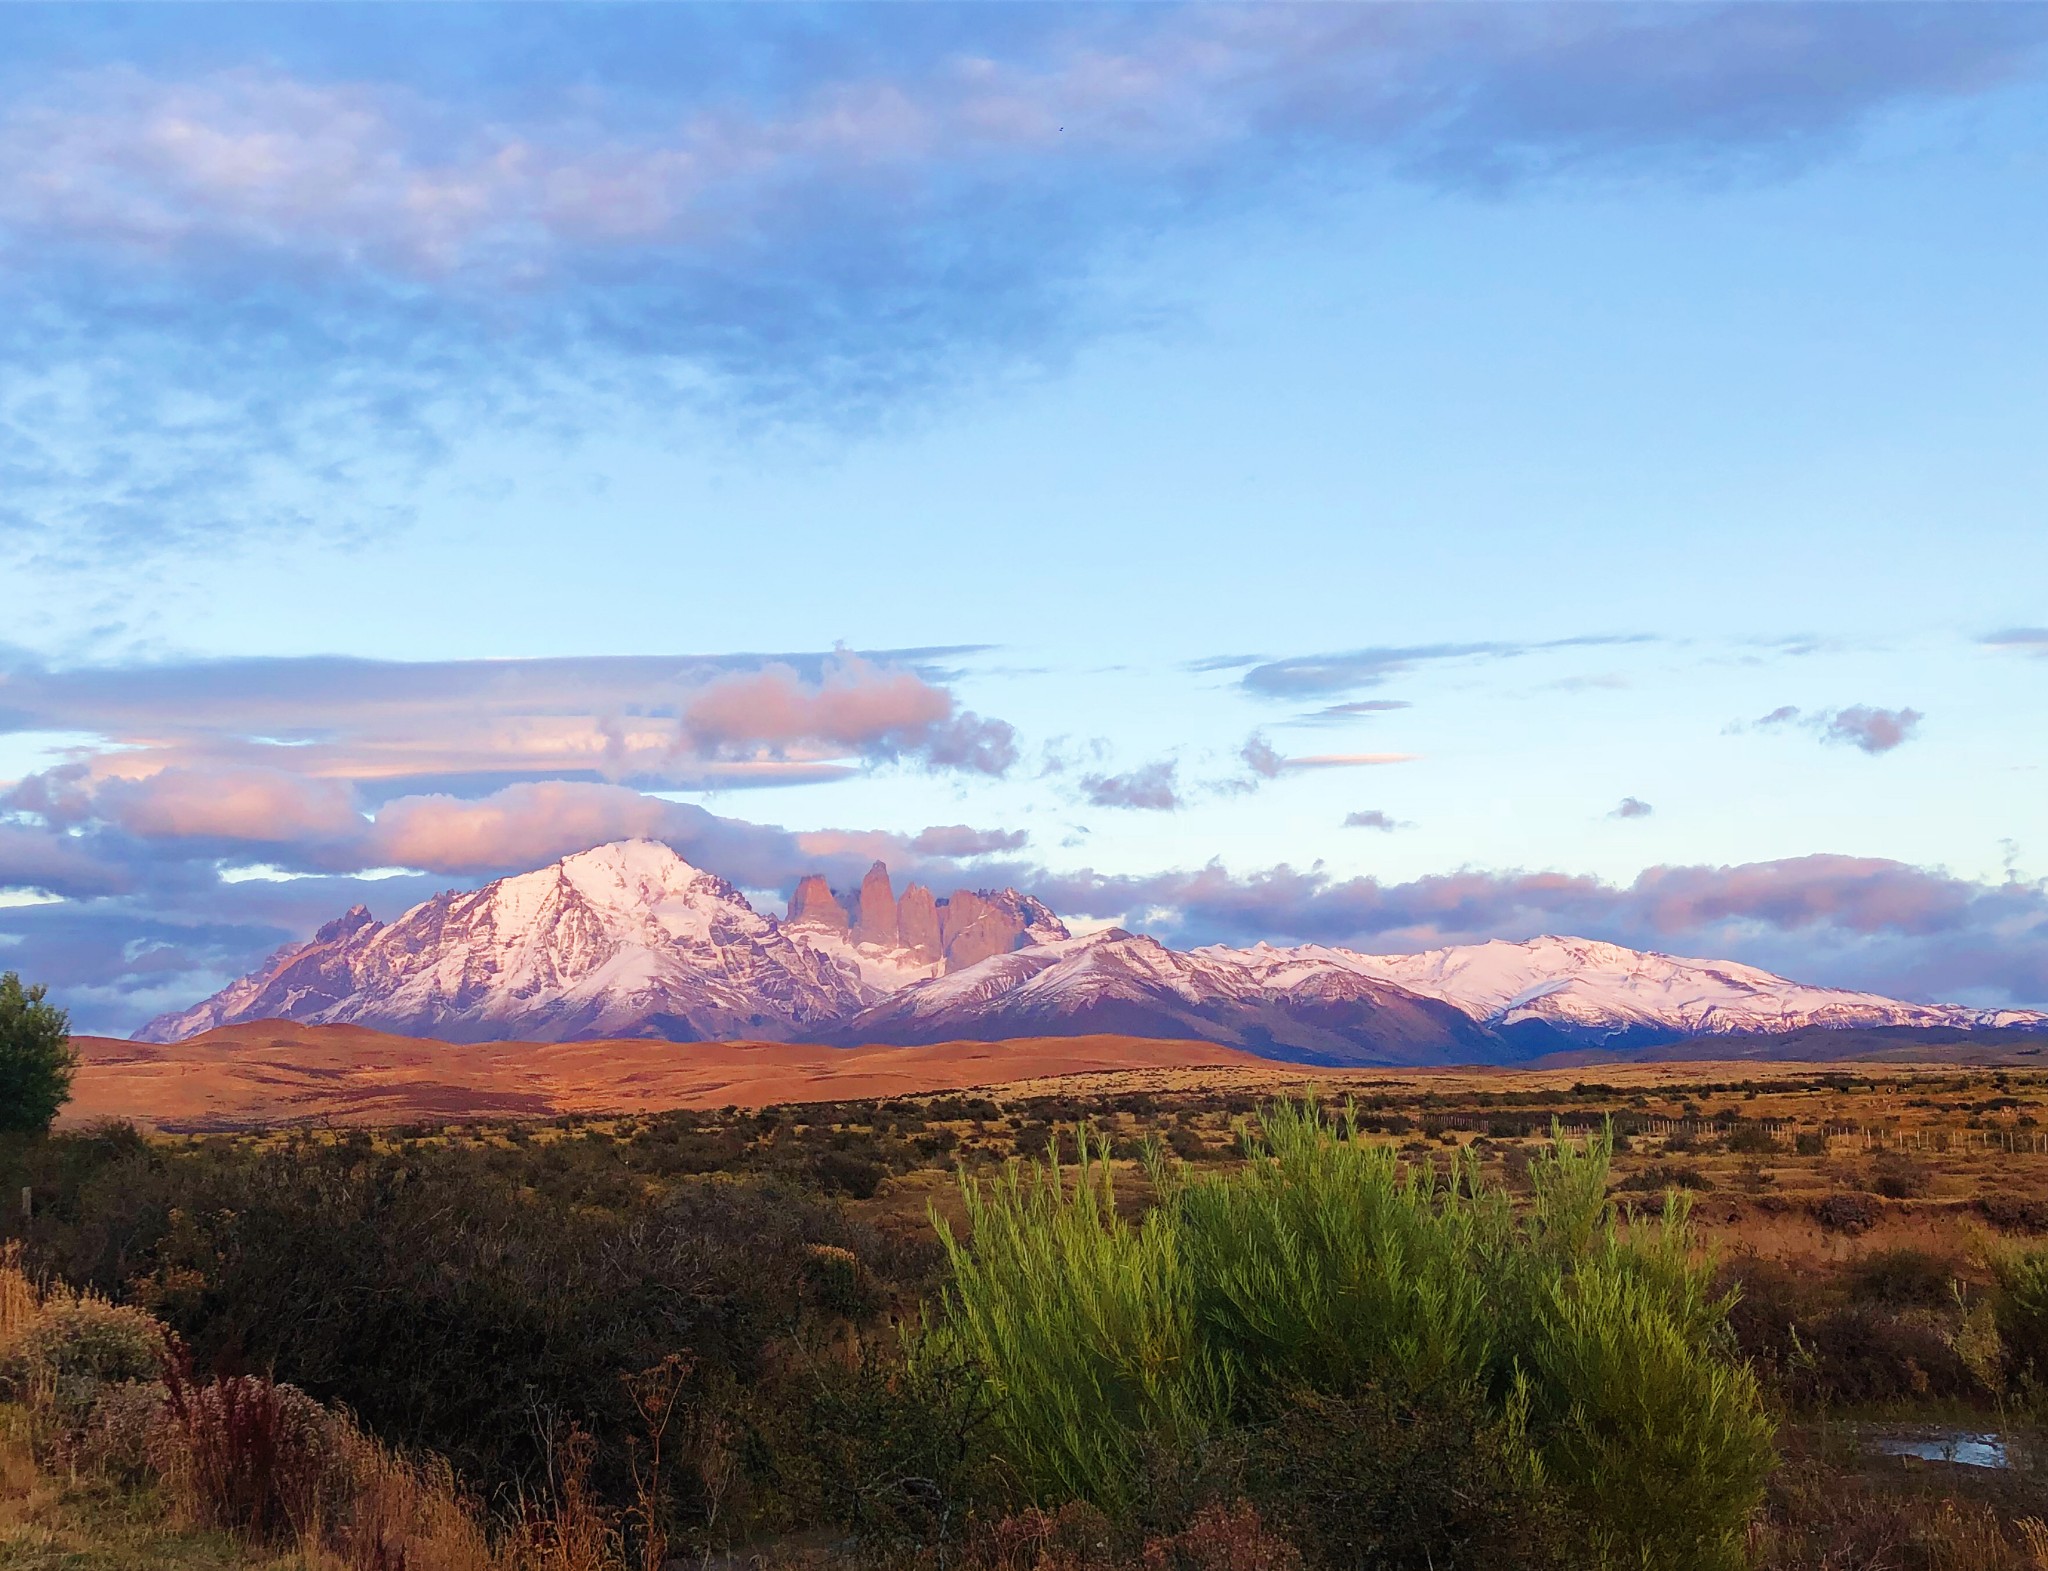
[1196,934,2045,1042]
[139,840,2047,1055]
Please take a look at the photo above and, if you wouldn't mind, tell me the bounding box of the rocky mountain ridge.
[138,842,1069,1046]
[139,839,2047,1061]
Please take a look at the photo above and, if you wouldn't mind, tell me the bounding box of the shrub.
[928,1128,1228,1514]
[160,1350,339,1542]
[1618,1163,1710,1192]
[1145,1500,1303,1571]
[965,1499,1300,1571]
[1979,1196,2048,1234]
[1869,1151,1930,1200]
[814,1150,888,1199]
[0,972,74,1134]
[1525,1240,1772,1570]
[1755,1455,2048,1570]
[1843,1248,1957,1309]
[1175,1101,1499,1402]
[72,1377,170,1482]
[1813,1193,1879,1234]
[932,1103,1774,1570]
[0,1293,165,1421]
[1726,1125,1779,1155]
[793,1336,998,1546]
[39,1137,923,1514]
[1989,1240,2048,1389]
[1241,1387,1568,1571]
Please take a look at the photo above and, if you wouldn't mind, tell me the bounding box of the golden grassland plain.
[68,1023,2048,1270]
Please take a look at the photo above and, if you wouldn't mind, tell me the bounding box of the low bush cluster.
[6,1127,938,1528]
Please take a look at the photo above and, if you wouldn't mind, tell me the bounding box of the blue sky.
[2,3,2046,1033]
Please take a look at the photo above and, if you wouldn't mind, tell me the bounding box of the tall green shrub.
[0,973,74,1135]
[928,1128,1227,1512]
[1988,1239,2048,1390]
[1525,1238,1772,1570]
[1176,1099,1501,1403]
[930,1100,1775,1570]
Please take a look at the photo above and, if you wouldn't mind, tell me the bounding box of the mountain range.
[139,839,2047,1063]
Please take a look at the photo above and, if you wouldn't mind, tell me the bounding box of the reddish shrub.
[160,1340,332,1541]
[1143,1501,1303,1571]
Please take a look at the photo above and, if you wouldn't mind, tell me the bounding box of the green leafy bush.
[929,1129,1229,1514]
[930,1102,1775,1571]
[1989,1239,2048,1389]
[0,972,74,1134]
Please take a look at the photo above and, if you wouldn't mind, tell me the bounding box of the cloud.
[1079,760,1181,811]
[0,825,132,901]
[0,646,1011,792]
[1240,636,1653,698]
[1231,732,1417,788]
[1611,796,1654,819]
[907,824,1030,857]
[682,657,1016,774]
[7,8,2045,554]
[1745,703,1922,755]
[1240,734,1285,780]
[1342,810,1407,832]
[1821,705,1922,755]
[360,783,684,877]
[1240,644,1504,698]
[96,767,365,846]
[1030,852,2048,1010]
[1303,700,1414,723]
[1986,628,2048,656]
[1287,753,1420,770]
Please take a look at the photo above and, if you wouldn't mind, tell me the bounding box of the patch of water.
[1873,1432,2010,1469]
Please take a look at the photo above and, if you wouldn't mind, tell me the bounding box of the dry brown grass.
[0,1244,38,1352]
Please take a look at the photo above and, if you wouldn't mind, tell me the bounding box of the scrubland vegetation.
[2,1067,2048,1568]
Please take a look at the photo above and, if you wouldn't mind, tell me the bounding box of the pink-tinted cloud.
[96,766,363,845]
[0,647,1012,788]
[1822,704,1922,755]
[1745,702,1922,754]
[684,658,943,748]
[361,782,690,875]
[1286,753,1420,769]
[908,824,1031,857]
[682,655,1016,774]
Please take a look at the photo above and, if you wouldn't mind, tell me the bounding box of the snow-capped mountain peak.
[140,842,2046,1058]
[1201,934,2044,1043]
[138,841,1068,1046]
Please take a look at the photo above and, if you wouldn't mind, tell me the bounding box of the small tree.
[0,973,75,1134]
